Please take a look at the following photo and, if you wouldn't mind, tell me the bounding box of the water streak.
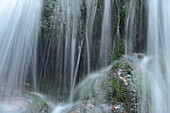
[0,0,41,97]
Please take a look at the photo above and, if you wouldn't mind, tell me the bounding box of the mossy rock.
[112,60,133,74]
[107,76,131,107]
[22,91,51,113]
[0,91,51,113]
[106,59,136,112]
[111,39,125,61]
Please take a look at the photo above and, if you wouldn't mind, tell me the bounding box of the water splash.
[52,65,113,113]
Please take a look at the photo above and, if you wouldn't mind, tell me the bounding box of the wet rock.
[68,58,137,113]
[106,59,137,112]
[69,101,128,113]
[0,91,51,113]
[133,53,144,59]
[69,101,110,113]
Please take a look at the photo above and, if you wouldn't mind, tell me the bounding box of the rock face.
[22,91,51,113]
[68,101,126,113]
[106,59,137,112]
[68,58,138,113]
[0,91,51,113]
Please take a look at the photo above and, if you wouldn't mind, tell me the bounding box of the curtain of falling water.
[69,0,82,102]
[137,0,170,113]
[40,0,83,101]
[99,0,112,66]
[0,0,41,97]
[41,0,149,104]
[70,0,98,102]
[124,0,137,55]
[146,0,170,112]
[124,0,146,55]
[40,0,101,101]
[85,0,98,74]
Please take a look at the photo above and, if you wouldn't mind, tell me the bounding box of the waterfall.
[85,0,98,74]
[0,0,42,97]
[124,0,146,55]
[52,65,113,113]
[40,0,100,101]
[137,0,170,113]
[99,0,112,66]
[1,0,170,113]
[124,0,137,55]
[41,0,83,101]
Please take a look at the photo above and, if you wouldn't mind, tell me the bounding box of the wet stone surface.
[106,59,138,112]
[68,58,138,113]
[69,101,127,113]
[0,91,51,113]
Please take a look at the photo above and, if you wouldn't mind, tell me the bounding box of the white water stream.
[0,0,170,113]
[138,0,170,113]
[0,0,41,111]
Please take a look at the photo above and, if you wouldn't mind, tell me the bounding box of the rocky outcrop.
[68,58,138,113]
[106,59,137,112]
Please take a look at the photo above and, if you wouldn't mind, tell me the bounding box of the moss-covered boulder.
[106,59,137,112]
[67,58,137,113]
[22,91,51,113]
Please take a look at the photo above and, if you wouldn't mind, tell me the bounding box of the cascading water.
[85,0,98,73]
[1,0,170,113]
[52,65,113,113]
[40,0,83,101]
[40,0,101,101]
[137,0,170,113]
[41,0,140,112]
[0,0,41,95]
[99,0,112,66]
[124,0,146,55]
[0,0,42,112]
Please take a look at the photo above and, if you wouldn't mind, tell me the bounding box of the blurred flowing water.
[52,65,113,113]
[41,0,145,112]
[0,0,41,101]
[40,0,101,101]
[49,0,170,112]
[99,0,112,66]
[1,0,170,113]
[137,0,170,113]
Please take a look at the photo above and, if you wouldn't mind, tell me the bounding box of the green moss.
[111,39,125,61]
[125,64,133,75]
[112,62,123,72]
[106,60,134,110]
[96,0,102,9]
[106,76,130,110]
[41,1,55,33]
[22,91,51,113]
[112,60,133,74]
[136,0,146,8]
[119,5,126,27]
[109,76,128,101]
